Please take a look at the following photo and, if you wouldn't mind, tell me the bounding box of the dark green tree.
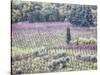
[68,6,94,27]
[66,26,71,44]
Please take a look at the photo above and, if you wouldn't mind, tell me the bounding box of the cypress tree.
[66,26,71,44]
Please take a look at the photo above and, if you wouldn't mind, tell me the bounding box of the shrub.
[48,59,60,71]
[32,50,48,57]
[32,50,39,56]
[38,51,48,57]
[73,37,96,45]
[48,56,70,71]
[91,56,97,63]
[89,37,97,44]
[76,55,97,63]
[58,56,70,64]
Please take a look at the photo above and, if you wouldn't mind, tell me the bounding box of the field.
[11,22,97,74]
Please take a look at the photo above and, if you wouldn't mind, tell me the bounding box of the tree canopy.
[11,0,97,27]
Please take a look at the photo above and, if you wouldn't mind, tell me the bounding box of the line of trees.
[11,0,97,27]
